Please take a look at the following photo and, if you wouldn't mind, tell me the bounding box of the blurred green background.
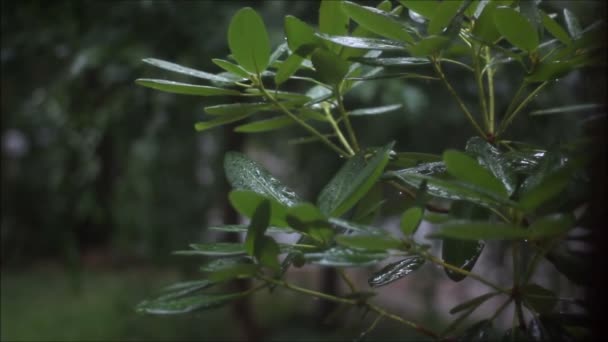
[1,0,604,341]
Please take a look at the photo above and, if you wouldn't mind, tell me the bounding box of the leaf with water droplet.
[335,234,402,251]
[465,137,517,196]
[224,152,301,208]
[136,292,247,315]
[304,247,388,267]
[368,256,425,287]
[318,142,394,217]
[142,58,235,83]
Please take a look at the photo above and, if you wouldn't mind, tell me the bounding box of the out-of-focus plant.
[135,1,604,340]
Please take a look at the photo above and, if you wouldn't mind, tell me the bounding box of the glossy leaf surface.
[136,79,241,96]
[368,256,425,287]
[228,7,270,73]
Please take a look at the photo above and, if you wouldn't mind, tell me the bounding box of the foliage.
[136,1,604,340]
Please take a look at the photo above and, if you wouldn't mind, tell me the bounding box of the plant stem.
[258,275,440,339]
[367,303,439,339]
[323,103,355,156]
[498,81,549,136]
[484,47,496,135]
[258,83,349,157]
[358,314,383,340]
[338,269,357,293]
[440,58,475,72]
[258,275,358,305]
[424,253,510,294]
[336,85,360,152]
[387,180,449,213]
[473,45,490,131]
[431,57,487,138]
[490,298,513,321]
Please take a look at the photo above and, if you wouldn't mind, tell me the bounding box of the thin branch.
[431,57,487,137]
[484,47,496,134]
[258,82,349,157]
[367,303,440,339]
[323,103,355,156]
[336,85,360,152]
[498,81,549,136]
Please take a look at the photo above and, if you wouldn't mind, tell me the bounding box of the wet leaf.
[136,79,241,96]
[176,243,246,257]
[194,112,254,132]
[208,224,295,234]
[443,239,485,281]
[315,33,407,51]
[348,56,430,66]
[136,292,246,315]
[304,247,388,267]
[224,152,301,207]
[368,256,425,287]
[350,104,403,116]
[465,137,517,196]
[335,234,402,251]
[318,142,394,217]
[343,1,413,43]
[212,58,251,79]
[142,58,234,83]
[540,10,572,45]
[311,48,350,86]
[443,149,508,197]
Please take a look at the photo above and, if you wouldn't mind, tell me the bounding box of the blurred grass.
[0,266,238,341]
[1,266,434,341]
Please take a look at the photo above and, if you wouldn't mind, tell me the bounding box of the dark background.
[1,1,605,341]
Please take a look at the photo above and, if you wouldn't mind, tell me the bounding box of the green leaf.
[350,104,403,116]
[399,0,436,19]
[199,257,253,273]
[343,1,413,43]
[255,235,281,272]
[136,292,246,315]
[275,53,305,85]
[156,280,217,301]
[528,213,574,239]
[428,0,463,35]
[228,7,271,73]
[142,58,235,83]
[229,190,289,227]
[349,57,429,66]
[472,3,501,43]
[494,7,539,52]
[522,284,558,314]
[545,244,592,286]
[465,137,517,196]
[304,247,388,267]
[563,8,582,39]
[540,11,572,45]
[530,103,605,116]
[244,200,271,255]
[429,221,569,241]
[443,201,488,281]
[285,15,320,52]
[206,223,298,233]
[335,234,402,251]
[442,239,484,280]
[286,203,335,244]
[390,153,442,168]
[319,0,349,38]
[328,217,388,235]
[224,152,301,207]
[400,206,423,235]
[235,116,295,133]
[449,292,498,314]
[136,79,241,96]
[194,112,254,132]
[525,60,576,83]
[407,35,451,57]
[315,33,407,51]
[204,102,272,116]
[212,58,251,79]
[518,166,573,212]
[183,243,246,256]
[318,142,394,217]
[443,150,508,197]
[368,256,425,287]
[386,171,518,209]
[207,263,259,282]
[311,48,350,86]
